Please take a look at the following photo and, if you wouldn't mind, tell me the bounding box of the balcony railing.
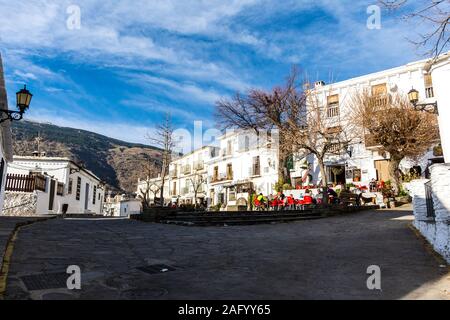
[327,104,339,118]
[251,166,261,177]
[183,165,192,175]
[181,187,190,195]
[170,170,178,178]
[425,87,434,99]
[211,173,231,183]
[369,94,391,108]
[194,161,205,171]
[5,174,46,193]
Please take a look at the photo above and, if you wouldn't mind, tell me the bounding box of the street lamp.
[408,88,438,115]
[345,145,354,158]
[0,85,33,123]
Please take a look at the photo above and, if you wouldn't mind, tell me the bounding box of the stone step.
[160,215,324,227]
[162,212,318,222]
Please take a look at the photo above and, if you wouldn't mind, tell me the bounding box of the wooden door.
[375,160,391,182]
[48,179,56,211]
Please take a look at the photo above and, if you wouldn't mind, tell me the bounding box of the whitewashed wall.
[6,158,105,215]
[410,164,450,262]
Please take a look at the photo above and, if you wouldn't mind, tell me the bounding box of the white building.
[0,54,14,212]
[137,130,279,211]
[3,155,105,215]
[291,53,448,187]
[137,54,448,211]
[206,131,278,210]
[104,193,142,217]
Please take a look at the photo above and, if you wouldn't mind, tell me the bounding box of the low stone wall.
[409,164,450,263]
[1,192,38,217]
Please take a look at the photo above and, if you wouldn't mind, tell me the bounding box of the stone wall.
[409,164,450,263]
[1,192,38,217]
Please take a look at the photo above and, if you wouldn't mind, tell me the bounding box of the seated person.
[302,190,314,205]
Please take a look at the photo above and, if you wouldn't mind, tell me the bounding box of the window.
[0,158,4,193]
[68,178,73,194]
[213,166,219,181]
[76,177,81,201]
[57,182,64,196]
[371,83,387,96]
[370,83,389,108]
[226,163,233,180]
[227,140,232,155]
[327,94,340,118]
[93,185,97,205]
[424,74,434,98]
[252,156,261,176]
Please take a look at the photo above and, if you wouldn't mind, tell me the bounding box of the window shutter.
[371,83,387,96]
[424,74,433,88]
[327,94,339,104]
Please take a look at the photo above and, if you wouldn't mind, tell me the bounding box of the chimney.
[314,81,326,88]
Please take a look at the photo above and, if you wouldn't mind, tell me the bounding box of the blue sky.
[0,0,434,145]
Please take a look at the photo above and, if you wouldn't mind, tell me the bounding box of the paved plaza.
[2,207,450,300]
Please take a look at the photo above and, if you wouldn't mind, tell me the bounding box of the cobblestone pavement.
[4,208,450,300]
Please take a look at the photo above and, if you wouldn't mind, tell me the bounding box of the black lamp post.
[408,88,438,115]
[345,145,354,158]
[0,85,32,123]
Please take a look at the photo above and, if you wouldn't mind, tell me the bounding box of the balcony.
[193,161,205,171]
[183,165,192,175]
[327,104,339,118]
[5,174,46,193]
[170,170,178,178]
[250,166,261,177]
[181,187,190,195]
[369,94,391,109]
[211,173,232,184]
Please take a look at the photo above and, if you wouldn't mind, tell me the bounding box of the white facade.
[206,131,278,210]
[104,194,142,217]
[137,130,279,210]
[137,54,449,210]
[290,53,449,187]
[5,156,105,215]
[0,54,14,212]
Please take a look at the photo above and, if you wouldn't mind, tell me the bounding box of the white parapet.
[411,164,450,263]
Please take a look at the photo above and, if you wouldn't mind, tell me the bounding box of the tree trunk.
[317,157,328,187]
[388,155,403,195]
[278,150,290,185]
[317,157,329,205]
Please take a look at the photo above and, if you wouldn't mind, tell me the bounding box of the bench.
[339,193,360,207]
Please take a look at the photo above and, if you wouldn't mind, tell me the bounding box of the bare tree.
[349,89,439,193]
[187,169,206,210]
[147,113,175,206]
[137,159,161,209]
[216,67,356,188]
[379,0,449,60]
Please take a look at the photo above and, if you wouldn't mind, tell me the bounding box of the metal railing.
[425,181,435,218]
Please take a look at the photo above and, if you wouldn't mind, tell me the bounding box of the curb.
[408,222,449,269]
[0,216,56,299]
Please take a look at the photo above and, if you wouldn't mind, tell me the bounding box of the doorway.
[84,183,90,211]
[374,160,391,182]
[328,165,346,185]
[48,179,56,211]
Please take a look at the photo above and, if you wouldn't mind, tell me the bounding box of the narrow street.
[3,207,450,300]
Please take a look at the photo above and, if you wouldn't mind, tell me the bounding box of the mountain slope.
[11,121,162,192]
